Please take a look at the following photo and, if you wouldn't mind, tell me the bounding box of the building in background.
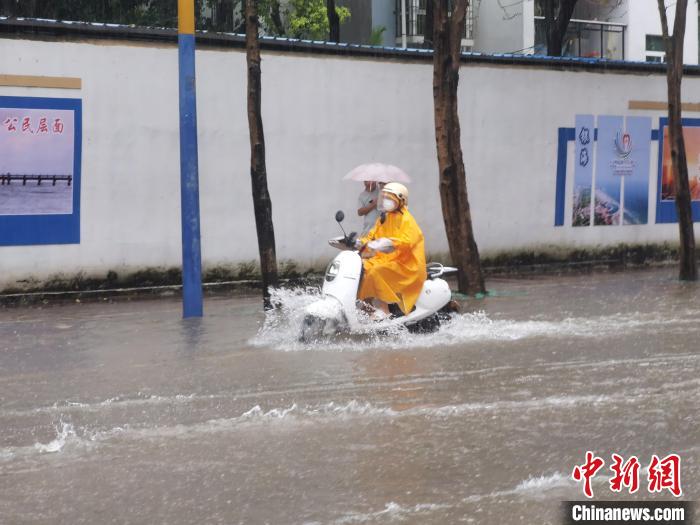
[335,0,476,49]
[472,0,698,63]
[346,0,698,64]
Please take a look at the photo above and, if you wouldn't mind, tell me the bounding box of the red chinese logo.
[609,454,640,493]
[648,454,682,497]
[572,451,605,498]
[53,118,64,134]
[573,452,682,498]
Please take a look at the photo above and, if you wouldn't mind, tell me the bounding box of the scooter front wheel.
[300,315,323,343]
[406,313,440,334]
[299,314,342,343]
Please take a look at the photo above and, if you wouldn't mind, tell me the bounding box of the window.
[646,34,665,62]
[534,18,625,60]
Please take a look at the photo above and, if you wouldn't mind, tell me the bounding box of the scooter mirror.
[335,210,345,223]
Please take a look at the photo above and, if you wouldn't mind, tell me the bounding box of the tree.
[265,0,285,35]
[287,0,349,40]
[541,0,578,56]
[657,0,697,281]
[246,0,279,308]
[326,0,340,42]
[432,0,485,295]
[0,0,350,40]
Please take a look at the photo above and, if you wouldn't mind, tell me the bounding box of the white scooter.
[300,211,458,342]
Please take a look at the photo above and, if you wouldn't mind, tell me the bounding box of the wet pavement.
[0,267,698,524]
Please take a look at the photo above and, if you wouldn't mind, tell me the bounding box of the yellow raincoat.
[358,208,427,314]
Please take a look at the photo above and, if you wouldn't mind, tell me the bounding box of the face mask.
[382,198,397,212]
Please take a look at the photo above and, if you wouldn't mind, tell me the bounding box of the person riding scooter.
[356,182,427,317]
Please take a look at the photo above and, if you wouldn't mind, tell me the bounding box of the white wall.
[0,35,698,289]
[627,0,698,63]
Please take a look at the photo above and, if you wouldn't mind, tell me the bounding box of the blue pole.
[178,0,203,318]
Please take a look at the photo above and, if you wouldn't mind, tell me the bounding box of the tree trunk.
[658,0,697,280]
[543,0,578,57]
[432,0,485,295]
[327,0,340,43]
[246,0,279,308]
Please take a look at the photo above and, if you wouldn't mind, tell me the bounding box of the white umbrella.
[343,163,411,183]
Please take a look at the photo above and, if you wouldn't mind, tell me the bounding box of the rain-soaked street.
[0,267,698,524]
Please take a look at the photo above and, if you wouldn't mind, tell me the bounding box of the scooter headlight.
[325,260,340,282]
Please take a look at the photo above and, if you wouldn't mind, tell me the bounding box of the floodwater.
[0,268,697,524]
[0,183,73,215]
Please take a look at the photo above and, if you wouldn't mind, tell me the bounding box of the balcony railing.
[395,0,475,48]
[534,16,625,60]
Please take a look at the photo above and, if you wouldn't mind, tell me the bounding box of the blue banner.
[622,116,652,225]
[594,115,624,226]
[572,115,595,226]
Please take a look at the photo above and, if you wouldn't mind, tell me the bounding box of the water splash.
[2,382,692,463]
[515,472,572,493]
[251,287,404,350]
[34,421,81,453]
[333,501,450,524]
[252,287,700,351]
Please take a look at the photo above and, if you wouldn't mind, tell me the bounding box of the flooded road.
[0,268,698,524]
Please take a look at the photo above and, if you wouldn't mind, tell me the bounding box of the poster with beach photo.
[0,96,81,246]
[0,107,75,215]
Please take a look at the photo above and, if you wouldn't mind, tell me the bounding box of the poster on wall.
[0,96,81,246]
[660,126,700,202]
[594,115,624,225]
[621,116,652,225]
[572,114,594,226]
[656,118,700,223]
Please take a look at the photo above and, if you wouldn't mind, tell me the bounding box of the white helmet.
[382,182,409,207]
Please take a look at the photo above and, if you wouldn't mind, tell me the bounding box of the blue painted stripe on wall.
[554,127,574,226]
[178,33,203,317]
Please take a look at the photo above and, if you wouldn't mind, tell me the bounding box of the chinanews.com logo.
[563,451,694,524]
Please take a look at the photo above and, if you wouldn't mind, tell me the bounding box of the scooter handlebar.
[328,233,359,251]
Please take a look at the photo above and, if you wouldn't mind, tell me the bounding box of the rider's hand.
[368,237,394,253]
